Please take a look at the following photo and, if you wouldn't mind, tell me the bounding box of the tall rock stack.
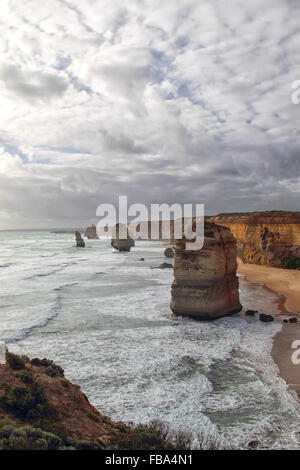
[170,222,242,320]
[111,223,135,252]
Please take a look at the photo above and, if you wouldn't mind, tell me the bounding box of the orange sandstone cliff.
[210,211,300,268]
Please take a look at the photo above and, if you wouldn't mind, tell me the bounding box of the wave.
[2,282,77,344]
[25,261,79,280]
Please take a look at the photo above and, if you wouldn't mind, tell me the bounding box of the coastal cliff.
[0,352,175,450]
[170,222,242,320]
[210,212,300,268]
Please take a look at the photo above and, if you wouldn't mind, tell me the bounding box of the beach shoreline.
[237,259,300,399]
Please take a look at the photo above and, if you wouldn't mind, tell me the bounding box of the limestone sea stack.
[75,231,85,247]
[111,223,135,252]
[84,224,99,239]
[170,222,242,320]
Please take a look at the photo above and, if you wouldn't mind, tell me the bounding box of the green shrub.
[16,370,33,384]
[6,352,26,371]
[45,368,58,378]
[0,382,56,421]
[31,358,64,377]
[0,422,104,450]
[111,421,175,450]
[283,257,300,270]
[0,424,64,450]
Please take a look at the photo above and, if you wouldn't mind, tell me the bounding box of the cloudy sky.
[0,0,299,229]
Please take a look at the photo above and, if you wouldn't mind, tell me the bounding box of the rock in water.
[75,231,85,247]
[245,310,257,316]
[170,222,242,320]
[164,247,174,258]
[111,223,134,252]
[259,313,274,322]
[152,263,173,269]
[84,224,99,239]
[289,317,298,323]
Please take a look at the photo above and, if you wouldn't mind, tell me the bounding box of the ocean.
[0,231,299,449]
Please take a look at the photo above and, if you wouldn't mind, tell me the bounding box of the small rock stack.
[75,231,85,247]
[170,222,242,320]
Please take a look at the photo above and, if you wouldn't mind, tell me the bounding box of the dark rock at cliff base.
[248,440,260,449]
[75,231,85,247]
[259,313,274,322]
[153,263,173,269]
[164,247,174,258]
[245,310,257,316]
[289,317,298,323]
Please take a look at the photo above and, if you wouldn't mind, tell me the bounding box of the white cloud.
[0,0,299,228]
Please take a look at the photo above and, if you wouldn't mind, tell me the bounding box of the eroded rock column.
[111,223,135,252]
[170,222,242,320]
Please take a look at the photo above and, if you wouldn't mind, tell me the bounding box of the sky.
[0,0,300,229]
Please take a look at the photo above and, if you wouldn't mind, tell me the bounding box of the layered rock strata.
[170,222,242,320]
[210,212,300,267]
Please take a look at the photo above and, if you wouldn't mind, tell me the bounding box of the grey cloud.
[0,65,68,100]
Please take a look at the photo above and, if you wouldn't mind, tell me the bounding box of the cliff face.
[170,222,242,320]
[210,212,300,267]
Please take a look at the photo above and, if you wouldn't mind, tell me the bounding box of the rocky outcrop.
[259,313,274,322]
[152,263,173,269]
[75,231,85,247]
[210,212,300,268]
[111,224,135,252]
[164,247,174,258]
[170,222,242,320]
[84,224,99,239]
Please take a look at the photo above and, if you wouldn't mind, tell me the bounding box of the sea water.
[0,231,299,449]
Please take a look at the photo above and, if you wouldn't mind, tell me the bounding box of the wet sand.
[237,259,300,399]
[237,259,300,313]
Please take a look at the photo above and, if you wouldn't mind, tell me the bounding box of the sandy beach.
[237,259,300,399]
[237,259,300,314]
